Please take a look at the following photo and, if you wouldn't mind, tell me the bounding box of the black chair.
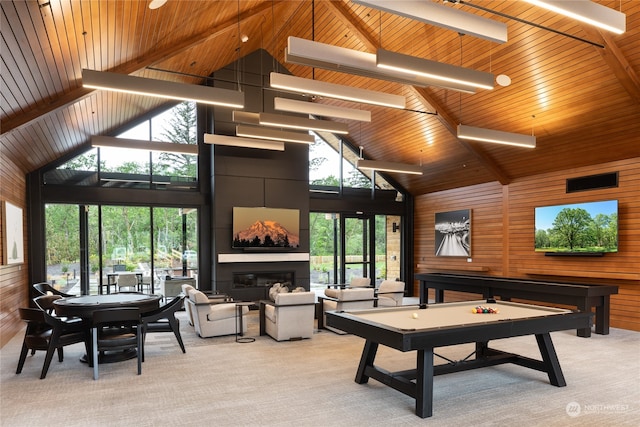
[16,307,88,379]
[32,282,75,298]
[91,307,142,380]
[141,295,186,361]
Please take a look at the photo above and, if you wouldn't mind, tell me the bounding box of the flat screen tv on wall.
[534,200,618,254]
[232,207,300,249]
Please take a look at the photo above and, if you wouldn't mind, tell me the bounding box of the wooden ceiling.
[2,0,639,196]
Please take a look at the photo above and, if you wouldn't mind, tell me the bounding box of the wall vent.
[566,172,618,193]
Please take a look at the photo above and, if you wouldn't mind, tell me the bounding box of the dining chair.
[91,307,143,380]
[32,282,75,298]
[16,307,88,379]
[140,295,186,361]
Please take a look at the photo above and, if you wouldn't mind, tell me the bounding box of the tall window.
[44,102,198,189]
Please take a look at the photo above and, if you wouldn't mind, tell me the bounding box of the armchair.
[181,284,196,326]
[32,282,75,298]
[260,292,316,341]
[375,280,406,307]
[349,277,372,288]
[319,287,376,334]
[187,290,248,338]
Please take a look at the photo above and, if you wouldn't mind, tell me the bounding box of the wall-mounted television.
[232,207,300,249]
[534,200,618,254]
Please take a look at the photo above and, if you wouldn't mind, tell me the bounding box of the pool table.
[325,300,593,418]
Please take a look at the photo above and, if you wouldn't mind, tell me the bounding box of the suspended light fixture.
[235,125,314,144]
[203,133,284,151]
[233,109,349,134]
[91,135,198,155]
[356,159,423,175]
[457,125,536,148]
[274,97,371,122]
[377,49,494,91]
[270,72,406,109]
[523,0,625,34]
[82,69,244,108]
[352,0,508,43]
[285,37,477,94]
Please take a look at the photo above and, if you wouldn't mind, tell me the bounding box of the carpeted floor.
[1,309,638,426]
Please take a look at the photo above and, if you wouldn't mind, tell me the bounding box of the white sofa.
[187,289,248,338]
[320,287,375,334]
[262,292,316,341]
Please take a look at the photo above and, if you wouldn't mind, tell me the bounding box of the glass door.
[341,214,375,285]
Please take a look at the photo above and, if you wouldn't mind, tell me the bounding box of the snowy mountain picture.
[233,207,300,249]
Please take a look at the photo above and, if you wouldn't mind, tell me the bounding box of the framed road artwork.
[435,209,471,257]
[2,201,24,264]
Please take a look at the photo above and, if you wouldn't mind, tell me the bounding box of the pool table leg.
[415,348,434,418]
[536,333,566,387]
[355,340,378,384]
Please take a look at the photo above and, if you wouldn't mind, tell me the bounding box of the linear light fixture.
[457,124,536,148]
[258,111,349,135]
[82,69,244,108]
[352,0,508,44]
[285,37,477,94]
[274,97,371,122]
[233,109,349,135]
[235,125,314,144]
[523,0,625,34]
[91,135,198,155]
[270,72,406,109]
[232,111,260,125]
[377,49,494,91]
[203,133,284,151]
[356,159,423,175]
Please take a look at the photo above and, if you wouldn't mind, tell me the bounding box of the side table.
[235,302,255,343]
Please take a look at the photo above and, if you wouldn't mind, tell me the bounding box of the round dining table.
[53,293,162,364]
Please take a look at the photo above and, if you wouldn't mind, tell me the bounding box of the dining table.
[54,293,162,364]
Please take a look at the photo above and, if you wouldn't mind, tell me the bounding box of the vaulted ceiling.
[2,0,639,196]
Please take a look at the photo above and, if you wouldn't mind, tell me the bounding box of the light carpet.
[1,310,638,427]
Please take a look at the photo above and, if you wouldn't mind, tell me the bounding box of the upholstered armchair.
[376,280,406,307]
[260,292,316,341]
[181,284,196,326]
[349,277,372,288]
[319,287,376,334]
[187,289,248,338]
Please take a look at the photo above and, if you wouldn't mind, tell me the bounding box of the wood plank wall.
[415,157,640,332]
[0,155,28,347]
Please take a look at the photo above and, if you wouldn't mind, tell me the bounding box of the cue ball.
[412,312,418,319]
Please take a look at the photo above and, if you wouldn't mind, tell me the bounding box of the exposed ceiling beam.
[410,86,511,185]
[581,27,640,104]
[1,1,284,137]
[325,0,510,185]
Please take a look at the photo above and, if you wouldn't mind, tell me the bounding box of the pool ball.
[412,312,419,319]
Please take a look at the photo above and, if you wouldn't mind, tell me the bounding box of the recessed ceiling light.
[496,74,511,87]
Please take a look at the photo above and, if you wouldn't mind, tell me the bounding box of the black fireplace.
[233,271,295,289]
